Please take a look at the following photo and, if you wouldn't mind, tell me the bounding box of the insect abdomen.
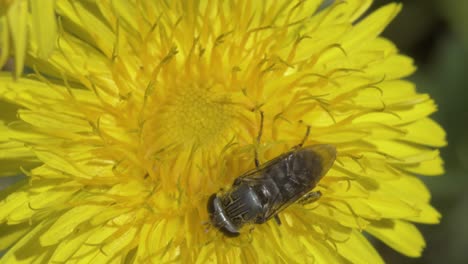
[269,147,326,200]
[247,145,336,222]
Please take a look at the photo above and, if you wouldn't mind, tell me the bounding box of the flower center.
[161,86,232,147]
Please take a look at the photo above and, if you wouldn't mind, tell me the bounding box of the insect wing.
[262,145,336,221]
[232,150,293,186]
[234,145,337,222]
[260,170,313,222]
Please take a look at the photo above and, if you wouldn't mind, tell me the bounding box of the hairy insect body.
[208,144,336,236]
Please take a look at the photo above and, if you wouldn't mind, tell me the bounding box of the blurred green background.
[373,0,468,263]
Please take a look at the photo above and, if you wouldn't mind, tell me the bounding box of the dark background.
[373,0,468,263]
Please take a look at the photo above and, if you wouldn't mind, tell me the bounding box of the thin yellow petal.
[385,175,431,202]
[0,222,30,251]
[91,227,138,263]
[361,195,422,220]
[30,0,57,59]
[0,220,52,264]
[56,0,115,57]
[310,0,372,26]
[401,118,447,147]
[367,220,425,257]
[337,230,384,264]
[33,150,91,179]
[300,235,344,263]
[49,227,95,263]
[0,191,28,222]
[405,203,441,224]
[7,182,80,224]
[6,0,28,77]
[342,3,401,51]
[39,205,103,246]
[400,154,444,176]
[365,54,416,79]
[0,16,10,68]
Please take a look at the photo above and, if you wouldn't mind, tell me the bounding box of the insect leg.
[297,125,311,148]
[298,191,322,205]
[274,215,282,225]
[254,110,264,168]
[298,126,310,147]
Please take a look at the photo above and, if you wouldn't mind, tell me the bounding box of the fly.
[207,112,336,236]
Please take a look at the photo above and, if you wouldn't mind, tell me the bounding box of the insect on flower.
[207,113,337,236]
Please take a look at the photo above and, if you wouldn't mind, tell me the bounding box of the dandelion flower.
[0,0,446,263]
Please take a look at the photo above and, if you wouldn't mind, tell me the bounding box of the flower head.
[0,0,446,263]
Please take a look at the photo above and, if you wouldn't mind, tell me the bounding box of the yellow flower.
[0,1,446,263]
[0,0,57,77]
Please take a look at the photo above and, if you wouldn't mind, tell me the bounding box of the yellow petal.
[300,235,344,263]
[400,118,447,147]
[371,174,430,205]
[30,0,57,59]
[0,121,38,175]
[0,219,52,264]
[367,219,425,257]
[71,224,121,261]
[287,0,323,23]
[7,182,80,224]
[17,110,90,134]
[361,195,421,220]
[353,98,437,125]
[369,138,439,160]
[0,222,30,251]
[310,0,372,26]
[365,54,416,79]
[91,227,138,263]
[0,16,10,68]
[56,0,115,57]
[342,3,401,52]
[0,191,28,222]
[400,154,444,176]
[293,24,351,62]
[146,217,184,260]
[337,230,384,264]
[0,140,33,160]
[405,203,441,224]
[49,227,95,263]
[39,205,103,246]
[6,0,28,77]
[33,150,91,179]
